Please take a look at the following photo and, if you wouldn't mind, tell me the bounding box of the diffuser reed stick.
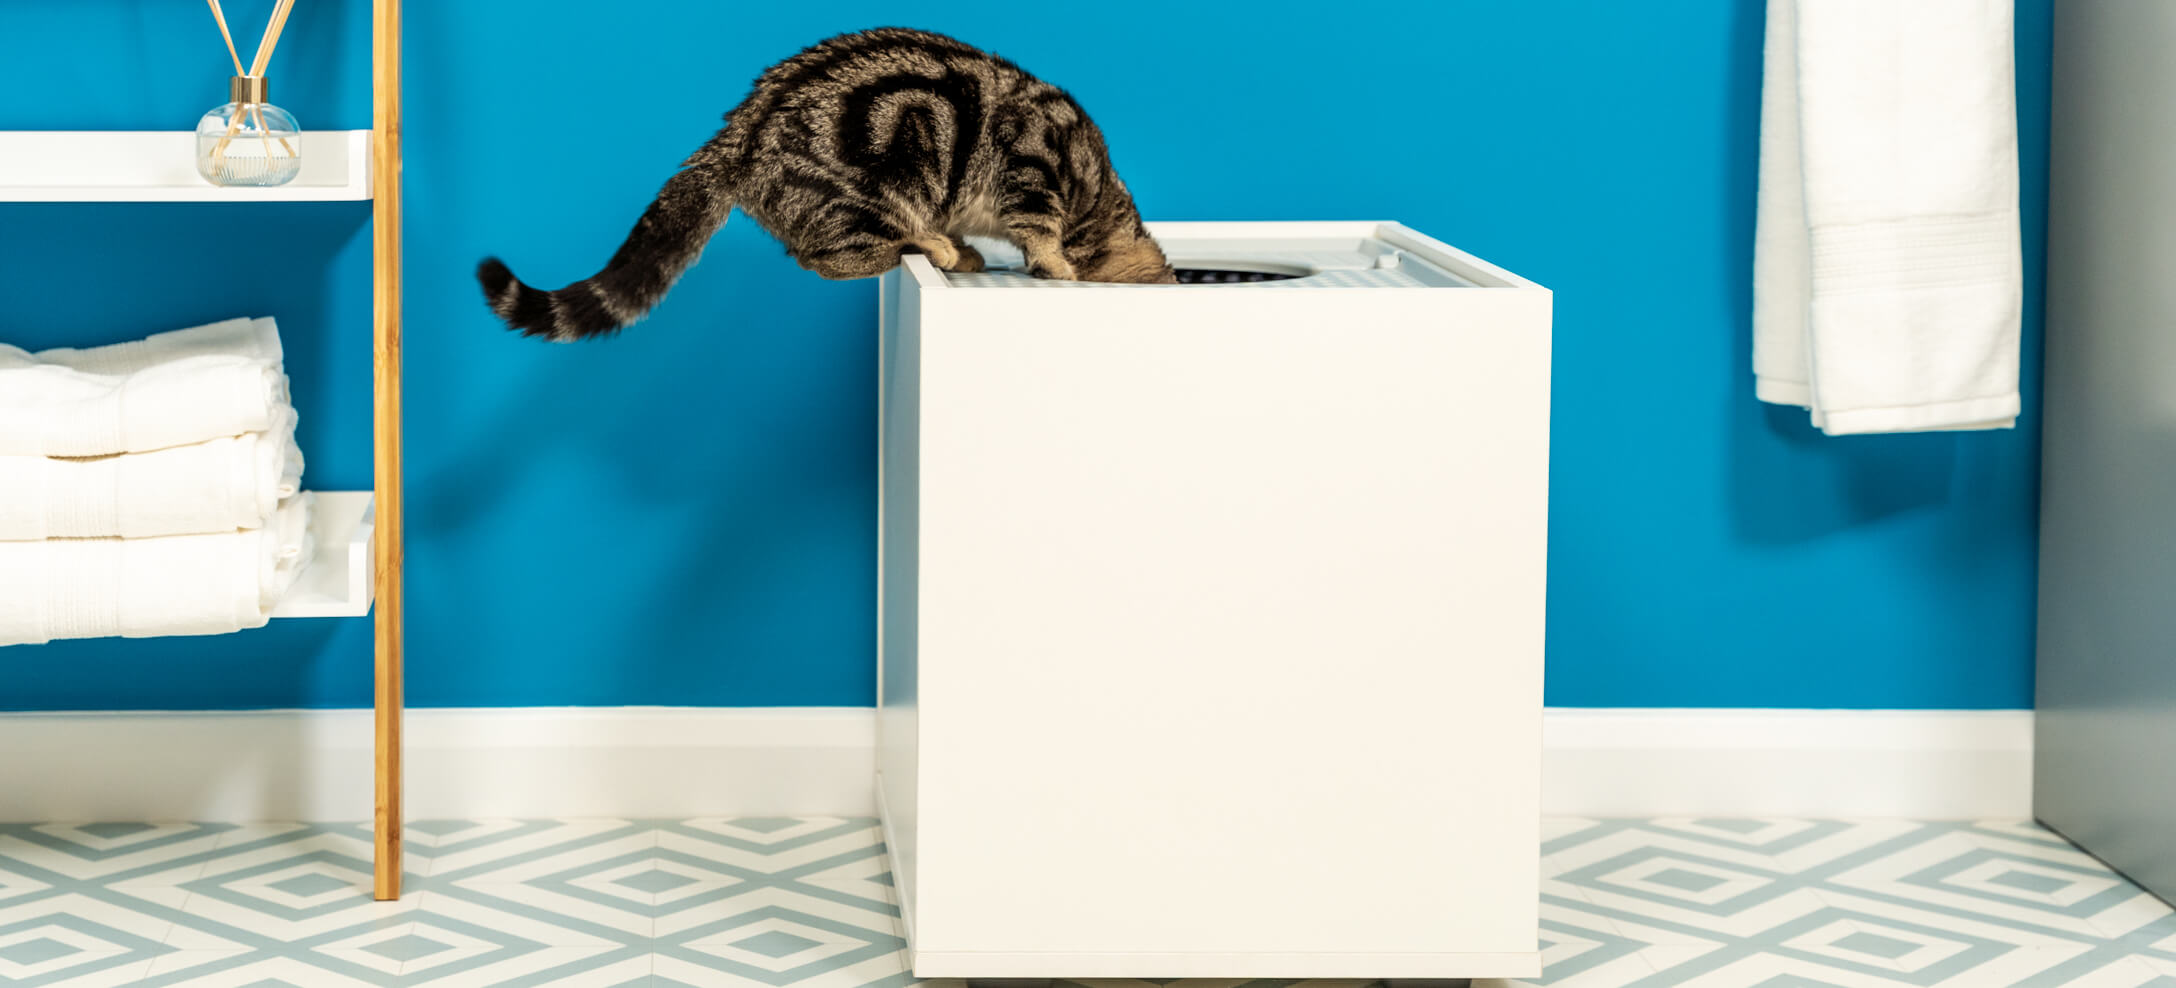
[250,0,298,77]
[246,0,298,158]
[205,0,276,162]
[207,0,247,74]
[207,0,300,161]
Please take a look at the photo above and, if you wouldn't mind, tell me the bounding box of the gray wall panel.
[2037,0,2176,900]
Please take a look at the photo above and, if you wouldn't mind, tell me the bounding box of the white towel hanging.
[1754,0,2024,435]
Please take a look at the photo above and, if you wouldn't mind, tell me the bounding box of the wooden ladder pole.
[371,0,405,901]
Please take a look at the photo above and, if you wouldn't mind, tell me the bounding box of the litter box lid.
[920,221,1540,291]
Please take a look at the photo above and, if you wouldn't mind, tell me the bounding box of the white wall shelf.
[0,131,371,202]
[272,491,375,619]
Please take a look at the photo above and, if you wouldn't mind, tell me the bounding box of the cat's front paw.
[906,237,961,271]
[951,243,986,273]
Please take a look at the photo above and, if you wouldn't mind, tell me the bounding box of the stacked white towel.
[0,408,303,540]
[0,318,312,646]
[0,495,315,646]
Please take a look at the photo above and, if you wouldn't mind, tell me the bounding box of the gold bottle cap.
[230,75,268,105]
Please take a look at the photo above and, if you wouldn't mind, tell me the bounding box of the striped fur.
[479,27,1175,342]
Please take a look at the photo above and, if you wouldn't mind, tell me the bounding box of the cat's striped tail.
[477,148,738,342]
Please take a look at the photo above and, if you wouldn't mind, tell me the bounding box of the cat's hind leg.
[1006,222,1075,281]
[784,196,919,280]
[997,151,1076,280]
[946,236,985,273]
[800,241,909,280]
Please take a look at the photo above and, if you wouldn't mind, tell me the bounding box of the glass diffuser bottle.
[196,75,301,187]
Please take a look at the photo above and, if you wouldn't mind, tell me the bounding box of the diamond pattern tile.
[0,935,79,965]
[359,933,453,962]
[614,868,698,895]
[1992,869,2074,895]
[734,929,823,958]
[1648,868,1729,893]
[0,818,2169,986]
[265,873,352,899]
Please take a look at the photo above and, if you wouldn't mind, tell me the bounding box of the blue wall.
[0,0,2051,711]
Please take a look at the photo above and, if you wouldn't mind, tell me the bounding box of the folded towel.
[14,317,283,375]
[0,322,291,456]
[0,493,313,646]
[1753,0,2024,434]
[0,406,303,539]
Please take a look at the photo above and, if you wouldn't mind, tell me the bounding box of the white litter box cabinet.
[877,221,1550,982]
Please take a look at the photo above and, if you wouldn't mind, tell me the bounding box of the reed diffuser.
[196,0,302,187]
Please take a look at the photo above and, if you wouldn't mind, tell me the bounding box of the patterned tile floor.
[0,817,2169,987]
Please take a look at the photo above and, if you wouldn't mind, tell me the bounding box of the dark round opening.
[1172,267,1302,284]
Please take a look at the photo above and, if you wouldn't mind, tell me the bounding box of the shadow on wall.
[399,204,879,703]
[1716,0,1959,546]
[1729,406,1961,544]
[411,293,873,643]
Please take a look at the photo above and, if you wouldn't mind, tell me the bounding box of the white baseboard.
[0,706,2031,822]
[0,707,876,823]
[1542,708,2032,819]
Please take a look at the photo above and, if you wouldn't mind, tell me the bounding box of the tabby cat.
[478,27,1176,341]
